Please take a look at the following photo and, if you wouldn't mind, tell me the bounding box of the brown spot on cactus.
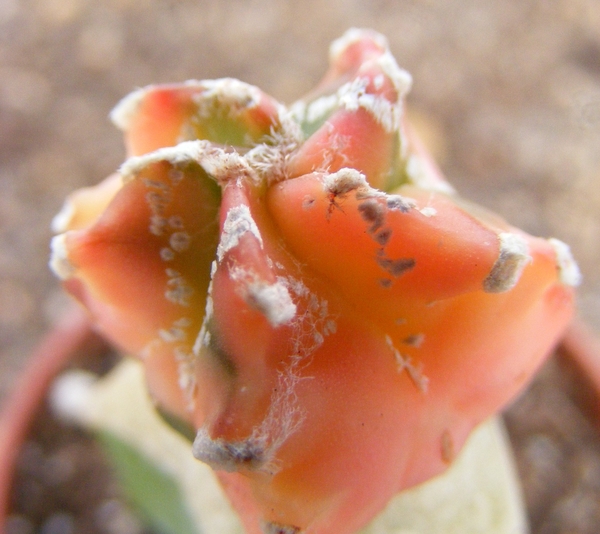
[374,227,392,246]
[261,522,301,534]
[192,427,267,472]
[403,334,425,348]
[483,233,531,293]
[376,256,416,277]
[358,198,386,232]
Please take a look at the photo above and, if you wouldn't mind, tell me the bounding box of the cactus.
[50,28,579,534]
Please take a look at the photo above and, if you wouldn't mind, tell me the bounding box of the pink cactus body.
[50,29,579,534]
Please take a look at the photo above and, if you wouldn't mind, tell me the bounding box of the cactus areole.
[50,29,579,534]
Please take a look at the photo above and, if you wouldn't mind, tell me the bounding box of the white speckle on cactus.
[217,205,263,262]
[165,268,193,306]
[484,233,531,293]
[174,345,197,404]
[192,291,214,355]
[150,215,167,236]
[419,206,437,218]
[168,168,185,184]
[548,238,582,287]
[168,327,198,406]
[160,247,175,261]
[246,280,297,327]
[49,234,76,280]
[158,325,188,343]
[146,190,169,215]
[169,231,191,252]
[165,268,180,278]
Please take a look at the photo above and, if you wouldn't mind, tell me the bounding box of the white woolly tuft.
[484,233,531,293]
[119,140,211,181]
[548,238,582,287]
[323,168,369,196]
[245,280,297,327]
[216,205,263,262]
[49,233,76,280]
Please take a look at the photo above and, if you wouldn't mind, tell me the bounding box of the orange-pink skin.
[63,161,221,420]
[54,31,576,534]
[122,83,283,158]
[194,174,573,533]
[288,36,401,191]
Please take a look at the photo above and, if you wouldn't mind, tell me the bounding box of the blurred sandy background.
[1,0,600,531]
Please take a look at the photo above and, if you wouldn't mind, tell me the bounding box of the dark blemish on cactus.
[483,233,530,293]
[326,192,346,218]
[377,257,415,277]
[262,521,301,534]
[386,195,415,213]
[358,199,385,232]
[403,334,424,348]
[193,427,266,472]
[441,430,455,464]
[302,195,315,209]
[375,227,392,246]
[379,278,393,288]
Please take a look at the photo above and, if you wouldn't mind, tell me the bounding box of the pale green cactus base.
[51,359,528,534]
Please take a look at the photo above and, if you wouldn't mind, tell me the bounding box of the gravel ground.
[1,1,600,532]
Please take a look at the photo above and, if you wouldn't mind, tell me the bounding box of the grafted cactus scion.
[50,28,579,534]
